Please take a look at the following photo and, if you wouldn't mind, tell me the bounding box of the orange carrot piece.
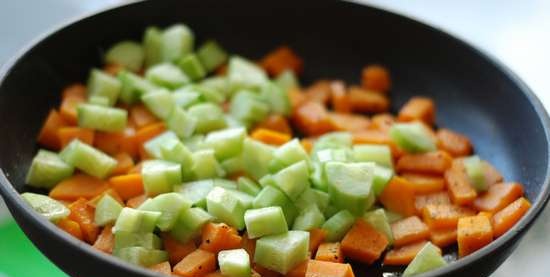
[457,215,493,257]
[379,177,416,217]
[111,152,135,176]
[109,174,144,201]
[492,197,531,238]
[134,122,166,158]
[254,114,293,135]
[62,83,87,100]
[94,126,138,157]
[478,211,493,220]
[347,86,389,113]
[436,129,472,157]
[149,261,172,275]
[401,173,445,194]
[57,218,84,241]
[330,81,352,113]
[483,161,503,186]
[199,222,242,254]
[445,159,478,206]
[429,227,457,248]
[50,174,109,201]
[128,162,144,174]
[253,265,283,277]
[251,128,292,146]
[126,194,148,208]
[473,182,525,213]
[173,249,217,277]
[341,219,388,264]
[286,260,309,277]
[391,216,430,247]
[204,271,226,277]
[369,113,395,132]
[305,260,355,277]
[87,188,124,208]
[37,109,69,150]
[415,191,451,213]
[162,233,197,265]
[397,97,435,126]
[59,96,86,125]
[57,127,95,148]
[303,81,333,105]
[352,130,403,158]
[316,242,344,263]
[383,240,439,266]
[104,63,124,76]
[68,198,99,244]
[292,101,334,136]
[309,228,327,254]
[422,204,475,230]
[300,138,315,154]
[361,65,391,94]
[260,46,303,76]
[396,151,452,175]
[327,113,370,133]
[130,104,159,130]
[241,232,256,262]
[93,225,114,254]
[288,88,307,110]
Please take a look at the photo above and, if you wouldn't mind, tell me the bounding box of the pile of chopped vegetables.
[21,23,531,277]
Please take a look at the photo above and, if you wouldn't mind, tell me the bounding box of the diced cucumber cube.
[191,150,225,180]
[115,246,168,267]
[197,40,228,72]
[182,134,205,151]
[141,160,182,196]
[178,84,226,104]
[325,162,375,215]
[141,89,176,120]
[206,187,247,230]
[218,249,251,277]
[242,138,275,180]
[363,208,394,245]
[105,41,144,72]
[292,204,325,231]
[258,174,276,188]
[254,231,309,274]
[403,242,447,276]
[203,127,246,160]
[373,164,394,196]
[26,150,74,189]
[173,89,201,109]
[114,207,161,234]
[228,189,254,209]
[294,188,329,212]
[160,138,193,168]
[313,132,352,153]
[177,179,214,209]
[188,103,227,134]
[230,91,270,127]
[118,70,157,104]
[177,54,206,81]
[253,186,298,227]
[200,76,230,97]
[390,122,436,153]
[114,231,162,250]
[259,81,291,116]
[87,69,121,106]
[167,107,197,139]
[161,24,194,62]
[271,161,310,201]
[21,192,69,222]
[88,96,110,106]
[323,204,340,219]
[244,207,288,239]
[274,70,299,92]
[145,63,189,89]
[171,207,213,243]
[77,104,127,132]
[310,148,354,191]
[221,154,244,176]
[310,163,328,192]
[95,194,123,226]
[322,210,355,242]
[228,56,268,91]
[141,193,192,231]
[385,209,404,223]
[59,139,117,179]
[143,26,163,68]
[143,131,179,159]
[269,139,310,173]
[464,155,488,192]
[353,144,393,168]
[237,177,261,196]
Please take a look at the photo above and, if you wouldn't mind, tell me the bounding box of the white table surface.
[0,0,549,276]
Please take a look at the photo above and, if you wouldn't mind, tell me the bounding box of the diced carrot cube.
[369,113,395,132]
[260,46,303,76]
[422,204,475,230]
[199,222,242,254]
[50,174,109,201]
[126,194,148,209]
[62,83,87,100]
[316,242,344,263]
[254,114,292,135]
[86,188,124,208]
[149,261,172,275]
[130,104,159,130]
[347,86,389,113]
[415,191,451,213]
[482,161,503,186]
[93,225,114,254]
[352,130,403,158]
[68,198,99,244]
[383,240,439,265]
[292,102,334,136]
[173,249,216,277]
[57,127,95,148]
[162,233,197,265]
[397,151,452,175]
[473,182,524,213]
[57,218,84,241]
[491,197,531,238]
[436,129,472,157]
[37,109,69,150]
[109,174,144,201]
[304,81,332,105]
[429,228,457,248]
[251,128,292,146]
[401,173,445,194]
[457,215,493,257]
[309,228,327,254]
[286,260,309,277]
[361,65,391,93]
[397,97,435,126]
[445,159,478,205]
[341,219,388,264]
[328,113,370,133]
[379,177,416,217]
[305,260,355,277]
[330,81,352,113]
[391,216,430,247]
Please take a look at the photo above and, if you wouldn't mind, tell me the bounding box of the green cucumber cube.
[229,189,254,210]
[59,139,117,179]
[237,177,261,196]
[464,155,488,192]
[173,89,201,109]
[322,210,355,242]
[141,160,182,196]
[182,134,205,151]
[105,41,144,72]
[323,204,340,219]
[142,193,192,231]
[221,154,244,175]
[271,161,309,201]
[325,161,375,215]
[363,208,394,245]
[177,54,206,81]
[77,104,127,132]
[206,187,247,230]
[177,179,215,209]
[244,207,288,239]
[170,207,213,243]
[200,76,230,97]
[228,56,268,91]
[274,70,299,92]
[310,148,353,192]
[353,144,393,168]
[114,231,162,250]
[95,194,123,226]
[115,246,168,267]
[191,150,225,180]
[26,150,74,189]
[114,207,161,234]
[161,24,194,62]
[88,96,110,106]
[218,249,251,277]
[180,84,226,104]
[143,131,179,159]
[242,138,275,180]
[143,26,163,68]
[203,127,246,160]
[159,138,194,179]
[87,69,121,106]
[385,209,404,223]
[145,63,189,89]
[187,103,227,134]
[294,188,329,212]
[197,40,228,72]
[254,231,309,274]
[269,139,310,173]
[253,186,298,228]
[167,107,197,139]
[141,89,176,120]
[403,242,447,276]
[312,132,352,153]
[292,204,325,231]
[310,163,328,192]
[373,164,394,196]
[390,122,436,153]
[230,91,270,127]
[21,192,69,222]
[259,81,291,116]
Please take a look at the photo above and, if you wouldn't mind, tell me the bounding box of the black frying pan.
[0,0,549,276]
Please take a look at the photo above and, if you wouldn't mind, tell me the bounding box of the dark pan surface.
[0,0,549,276]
